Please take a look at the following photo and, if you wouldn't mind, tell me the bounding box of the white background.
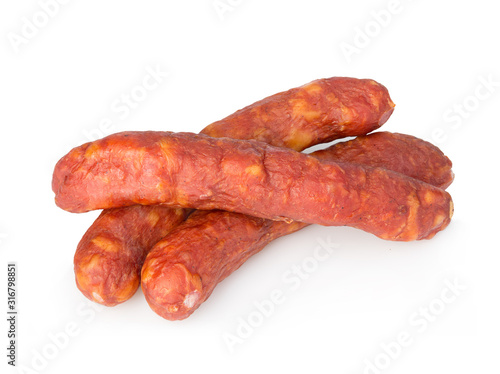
[1,1,499,373]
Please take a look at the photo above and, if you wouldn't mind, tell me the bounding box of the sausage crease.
[141,132,454,320]
[72,77,395,306]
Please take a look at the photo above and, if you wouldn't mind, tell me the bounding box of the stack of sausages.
[52,77,454,320]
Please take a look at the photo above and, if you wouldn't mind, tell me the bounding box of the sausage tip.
[142,262,203,320]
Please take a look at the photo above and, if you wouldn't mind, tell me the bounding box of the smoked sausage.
[53,131,453,241]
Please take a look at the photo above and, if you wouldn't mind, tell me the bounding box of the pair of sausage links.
[53,131,453,241]
[72,77,395,306]
[74,205,188,306]
[141,132,454,320]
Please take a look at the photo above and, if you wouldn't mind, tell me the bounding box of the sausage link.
[201,77,395,149]
[312,132,454,189]
[141,132,454,320]
[72,77,394,306]
[53,131,452,241]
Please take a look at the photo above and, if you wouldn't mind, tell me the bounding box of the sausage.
[72,77,395,306]
[53,131,452,241]
[201,77,395,149]
[141,132,454,320]
[312,132,454,189]
[143,210,295,320]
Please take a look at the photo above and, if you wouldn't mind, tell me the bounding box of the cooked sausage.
[53,131,452,241]
[201,77,395,149]
[312,132,454,189]
[141,132,454,320]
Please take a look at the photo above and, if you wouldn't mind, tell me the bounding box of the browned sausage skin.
[311,132,454,190]
[201,77,395,149]
[141,132,454,320]
[53,131,452,241]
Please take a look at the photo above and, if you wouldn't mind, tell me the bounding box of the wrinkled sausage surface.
[53,131,452,241]
[201,77,395,149]
[141,132,454,320]
[312,132,454,189]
